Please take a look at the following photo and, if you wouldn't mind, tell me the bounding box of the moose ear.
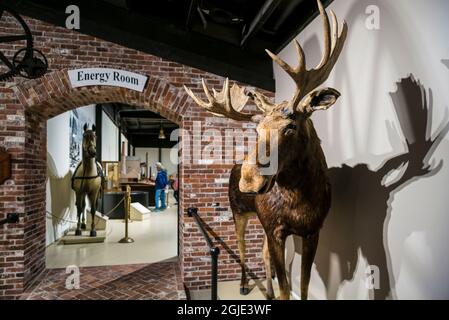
[309,88,341,111]
[83,123,88,132]
[297,88,341,115]
[92,124,96,132]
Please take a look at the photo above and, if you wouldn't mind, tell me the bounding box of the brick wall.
[0,81,26,299]
[0,14,273,298]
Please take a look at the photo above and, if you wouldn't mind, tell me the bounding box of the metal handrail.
[187,207,220,300]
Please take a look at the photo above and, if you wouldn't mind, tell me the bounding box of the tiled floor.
[21,261,186,300]
[46,205,178,268]
[190,279,282,300]
[218,279,282,300]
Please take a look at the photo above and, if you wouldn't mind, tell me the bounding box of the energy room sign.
[68,68,148,92]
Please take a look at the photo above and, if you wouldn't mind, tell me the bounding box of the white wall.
[276,0,449,299]
[46,105,96,246]
[121,133,128,157]
[134,148,159,179]
[101,111,119,161]
[161,147,178,177]
[134,147,178,178]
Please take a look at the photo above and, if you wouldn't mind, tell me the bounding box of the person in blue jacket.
[154,162,168,212]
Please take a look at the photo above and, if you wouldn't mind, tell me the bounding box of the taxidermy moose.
[185,0,347,300]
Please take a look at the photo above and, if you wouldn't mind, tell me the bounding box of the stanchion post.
[210,246,220,300]
[128,185,133,223]
[187,207,220,300]
[119,185,134,243]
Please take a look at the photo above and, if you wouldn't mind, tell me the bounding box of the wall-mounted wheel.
[13,48,48,79]
[0,5,33,81]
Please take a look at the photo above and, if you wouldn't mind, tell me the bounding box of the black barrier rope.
[45,196,125,229]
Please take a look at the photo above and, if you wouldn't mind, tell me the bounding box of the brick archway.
[1,66,269,299]
[13,69,191,123]
[11,68,193,291]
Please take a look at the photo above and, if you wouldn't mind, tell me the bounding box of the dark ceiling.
[120,109,178,148]
[101,104,179,149]
[4,0,332,91]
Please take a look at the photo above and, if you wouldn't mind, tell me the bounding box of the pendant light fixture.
[158,122,166,139]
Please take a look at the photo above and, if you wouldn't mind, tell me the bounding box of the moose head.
[184,0,347,194]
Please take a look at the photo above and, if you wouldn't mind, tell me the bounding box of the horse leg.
[268,235,289,300]
[81,196,87,230]
[301,232,319,300]
[234,212,250,295]
[75,195,84,236]
[262,234,274,300]
[88,191,98,237]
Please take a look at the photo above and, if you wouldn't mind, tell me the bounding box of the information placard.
[68,68,148,92]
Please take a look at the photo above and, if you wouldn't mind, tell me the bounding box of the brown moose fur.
[230,114,332,300]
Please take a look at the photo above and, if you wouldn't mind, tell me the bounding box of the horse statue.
[71,123,104,237]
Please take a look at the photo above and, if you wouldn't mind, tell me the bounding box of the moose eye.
[284,123,296,134]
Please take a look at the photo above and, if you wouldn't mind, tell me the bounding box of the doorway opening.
[45,102,180,269]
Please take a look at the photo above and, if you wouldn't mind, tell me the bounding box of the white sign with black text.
[68,68,148,92]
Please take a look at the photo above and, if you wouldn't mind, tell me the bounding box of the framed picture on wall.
[69,108,95,169]
[69,110,82,169]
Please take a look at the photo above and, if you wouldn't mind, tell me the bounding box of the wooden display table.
[120,182,156,207]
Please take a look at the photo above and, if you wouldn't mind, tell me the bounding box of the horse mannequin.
[71,123,103,237]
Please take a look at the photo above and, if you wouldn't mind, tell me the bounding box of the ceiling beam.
[274,0,334,52]
[8,0,276,91]
[240,0,282,47]
[118,110,165,119]
[185,0,199,30]
[131,136,177,149]
[267,0,303,33]
[127,128,177,135]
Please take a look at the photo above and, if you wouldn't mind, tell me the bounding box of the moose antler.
[265,0,348,113]
[246,90,281,114]
[183,78,253,121]
[184,0,347,119]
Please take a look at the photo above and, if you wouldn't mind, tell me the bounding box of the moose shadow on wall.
[289,75,449,300]
[442,59,449,70]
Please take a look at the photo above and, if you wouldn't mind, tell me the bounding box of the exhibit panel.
[101,111,119,162]
[46,104,96,245]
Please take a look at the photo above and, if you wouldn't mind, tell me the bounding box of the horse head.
[82,123,97,159]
